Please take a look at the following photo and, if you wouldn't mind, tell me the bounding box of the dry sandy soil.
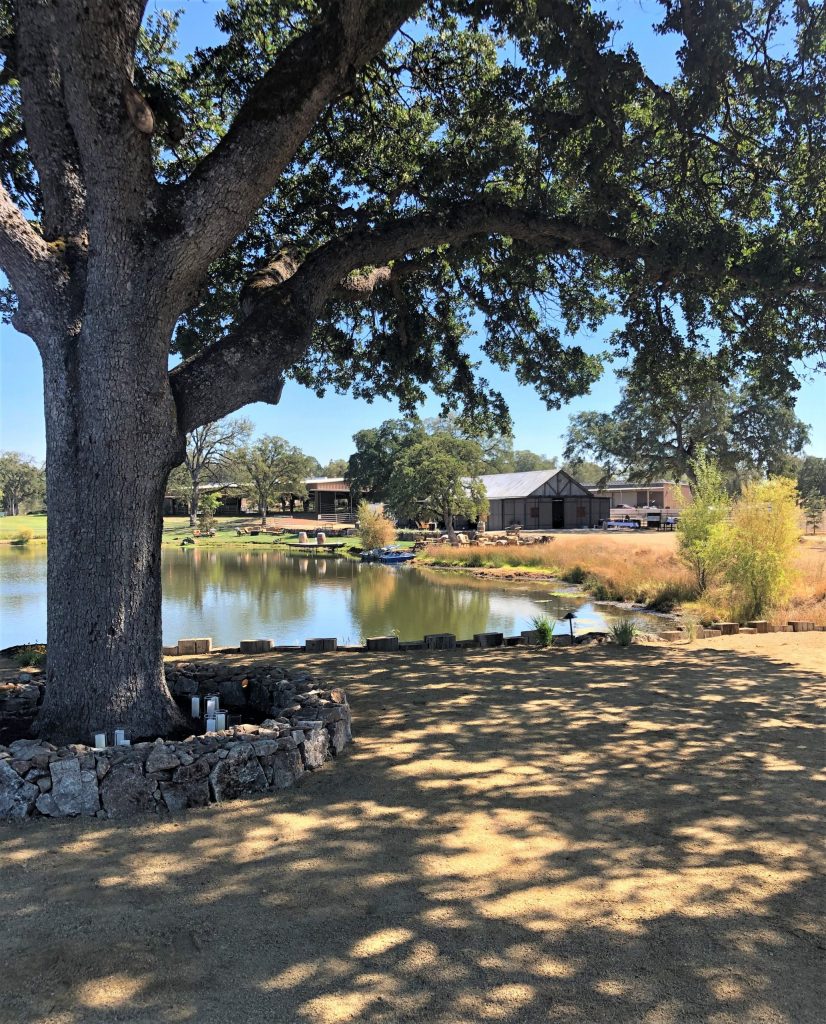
[1,633,824,1024]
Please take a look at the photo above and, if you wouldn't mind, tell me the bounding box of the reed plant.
[531,615,555,647]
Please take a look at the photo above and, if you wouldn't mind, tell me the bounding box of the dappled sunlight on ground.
[0,635,824,1023]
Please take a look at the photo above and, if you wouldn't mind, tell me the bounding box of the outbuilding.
[479,469,610,531]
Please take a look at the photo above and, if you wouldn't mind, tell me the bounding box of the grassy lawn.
[0,514,48,542]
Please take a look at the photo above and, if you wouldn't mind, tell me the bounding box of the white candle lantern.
[205,696,219,716]
[92,732,107,749]
[191,696,201,718]
[114,728,128,746]
[205,716,216,733]
[215,711,227,730]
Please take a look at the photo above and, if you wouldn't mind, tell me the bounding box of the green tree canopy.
[563,352,809,487]
[385,429,488,536]
[0,451,44,515]
[235,436,317,522]
[797,456,826,499]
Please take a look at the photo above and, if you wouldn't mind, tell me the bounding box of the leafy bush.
[610,618,638,646]
[357,499,396,550]
[677,450,731,591]
[561,565,587,584]
[13,644,46,668]
[531,615,555,647]
[713,477,801,620]
[11,528,33,545]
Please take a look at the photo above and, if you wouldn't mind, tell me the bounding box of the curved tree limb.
[170,198,826,432]
[0,182,65,340]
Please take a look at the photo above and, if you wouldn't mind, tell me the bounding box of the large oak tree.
[0,1,823,741]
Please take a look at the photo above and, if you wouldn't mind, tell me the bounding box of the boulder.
[100,763,155,818]
[0,758,38,819]
[209,744,267,802]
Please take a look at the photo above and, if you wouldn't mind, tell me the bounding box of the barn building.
[479,469,610,531]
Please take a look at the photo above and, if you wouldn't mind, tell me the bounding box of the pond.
[0,547,668,649]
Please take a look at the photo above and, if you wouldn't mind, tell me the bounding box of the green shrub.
[562,565,587,584]
[13,644,46,668]
[531,615,555,647]
[677,450,731,591]
[610,618,638,647]
[11,528,32,545]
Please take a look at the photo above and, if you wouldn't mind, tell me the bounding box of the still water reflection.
[0,547,659,648]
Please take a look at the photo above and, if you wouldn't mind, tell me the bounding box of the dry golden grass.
[424,532,696,611]
[425,531,826,624]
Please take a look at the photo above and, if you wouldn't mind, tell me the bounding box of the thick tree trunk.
[37,324,186,745]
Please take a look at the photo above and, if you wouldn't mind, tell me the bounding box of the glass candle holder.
[191,696,201,718]
[215,711,227,730]
[205,716,216,733]
[92,731,107,749]
[205,695,219,717]
[114,728,130,747]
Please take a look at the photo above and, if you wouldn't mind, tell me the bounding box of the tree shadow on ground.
[1,639,824,1024]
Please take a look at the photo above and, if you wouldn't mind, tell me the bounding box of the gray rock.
[251,738,279,757]
[161,759,210,811]
[0,758,38,819]
[8,739,53,765]
[145,741,180,774]
[100,763,155,818]
[327,720,349,755]
[270,750,303,789]
[209,744,267,802]
[48,758,86,815]
[299,728,330,770]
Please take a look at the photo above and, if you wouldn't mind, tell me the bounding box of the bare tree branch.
[161,0,419,300]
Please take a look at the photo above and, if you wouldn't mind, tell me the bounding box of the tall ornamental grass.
[357,499,396,550]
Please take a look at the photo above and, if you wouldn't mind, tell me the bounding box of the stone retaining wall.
[0,674,351,821]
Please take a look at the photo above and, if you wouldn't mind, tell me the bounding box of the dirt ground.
[1,634,824,1024]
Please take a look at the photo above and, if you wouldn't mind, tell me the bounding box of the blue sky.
[1,1,823,464]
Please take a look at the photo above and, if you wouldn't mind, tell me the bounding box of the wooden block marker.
[746,620,769,633]
[366,636,399,652]
[239,639,274,654]
[788,620,815,632]
[660,630,684,642]
[474,632,504,648]
[703,628,722,637]
[162,644,179,656]
[715,622,740,635]
[177,637,212,655]
[739,627,757,634]
[304,638,337,653]
[520,629,541,644]
[424,633,457,650]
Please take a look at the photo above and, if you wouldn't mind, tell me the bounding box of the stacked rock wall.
[0,671,351,821]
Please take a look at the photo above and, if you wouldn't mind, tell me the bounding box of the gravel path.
[1,634,824,1024]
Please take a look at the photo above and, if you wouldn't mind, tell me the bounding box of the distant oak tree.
[0,2,823,740]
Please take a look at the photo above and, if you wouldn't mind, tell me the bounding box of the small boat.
[361,546,416,564]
